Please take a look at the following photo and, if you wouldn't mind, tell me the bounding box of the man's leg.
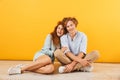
[84,50,100,62]
[54,49,71,65]
[74,50,100,71]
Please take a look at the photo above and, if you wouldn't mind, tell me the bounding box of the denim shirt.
[40,34,58,57]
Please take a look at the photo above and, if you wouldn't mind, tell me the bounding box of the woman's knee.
[36,55,52,64]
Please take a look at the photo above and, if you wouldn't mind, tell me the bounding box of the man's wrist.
[71,61,77,67]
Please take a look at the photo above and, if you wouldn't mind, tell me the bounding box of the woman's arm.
[42,34,54,56]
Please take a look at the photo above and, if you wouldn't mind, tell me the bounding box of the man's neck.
[69,30,77,39]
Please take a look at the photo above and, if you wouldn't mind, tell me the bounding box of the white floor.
[0,61,120,80]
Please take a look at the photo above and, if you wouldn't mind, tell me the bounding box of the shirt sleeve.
[42,34,54,56]
[79,33,87,54]
[60,35,70,54]
[43,34,51,49]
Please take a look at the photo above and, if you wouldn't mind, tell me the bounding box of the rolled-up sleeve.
[60,35,70,54]
[79,34,87,54]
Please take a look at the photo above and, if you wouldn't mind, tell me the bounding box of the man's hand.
[61,47,67,52]
[78,59,90,67]
[64,63,74,73]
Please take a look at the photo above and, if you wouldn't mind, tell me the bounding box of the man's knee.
[91,50,100,58]
[54,49,71,65]
[85,50,100,62]
[54,49,62,57]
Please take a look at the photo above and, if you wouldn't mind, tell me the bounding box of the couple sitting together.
[8,17,99,75]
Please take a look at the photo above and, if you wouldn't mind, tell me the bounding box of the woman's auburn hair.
[50,21,67,46]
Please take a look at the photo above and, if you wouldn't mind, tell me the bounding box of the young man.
[54,17,99,73]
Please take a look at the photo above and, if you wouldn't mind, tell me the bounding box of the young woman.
[54,17,100,73]
[8,21,67,75]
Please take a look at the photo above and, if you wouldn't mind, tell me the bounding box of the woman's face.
[66,21,76,34]
[56,25,64,37]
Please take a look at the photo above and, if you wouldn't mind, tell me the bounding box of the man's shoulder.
[78,31,87,37]
[77,31,87,39]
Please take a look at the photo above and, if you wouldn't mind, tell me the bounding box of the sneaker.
[8,67,21,75]
[80,65,94,72]
[16,64,27,68]
[58,66,65,73]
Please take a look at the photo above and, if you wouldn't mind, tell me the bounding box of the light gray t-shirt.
[60,31,87,55]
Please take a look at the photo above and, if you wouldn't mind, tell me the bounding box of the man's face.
[66,21,76,34]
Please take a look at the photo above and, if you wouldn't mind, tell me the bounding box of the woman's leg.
[21,55,52,73]
[32,64,54,74]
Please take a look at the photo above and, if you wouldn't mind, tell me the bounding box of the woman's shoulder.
[44,34,52,41]
[46,34,52,38]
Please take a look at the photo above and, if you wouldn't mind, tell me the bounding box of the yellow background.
[0,0,120,62]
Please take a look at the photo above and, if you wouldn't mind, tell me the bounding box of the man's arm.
[66,52,90,67]
[77,52,85,59]
[65,52,82,63]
